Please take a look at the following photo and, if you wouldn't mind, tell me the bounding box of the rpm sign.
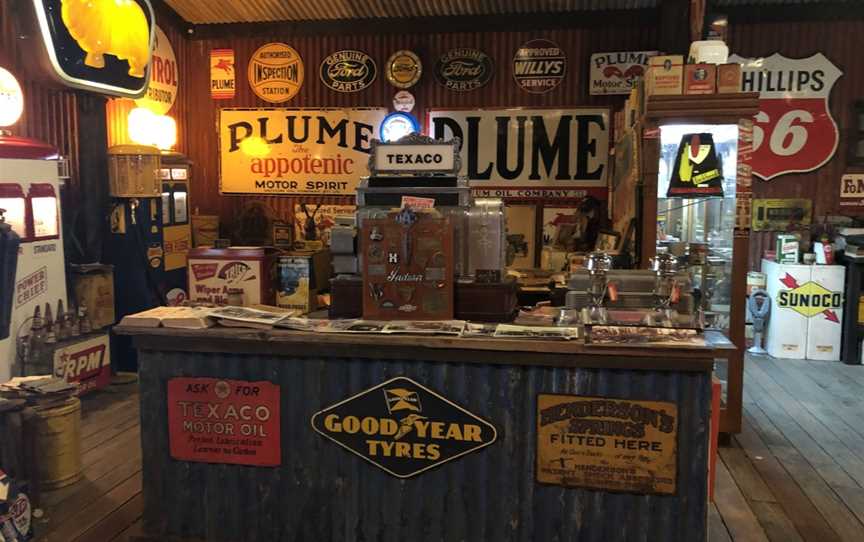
[730,53,843,180]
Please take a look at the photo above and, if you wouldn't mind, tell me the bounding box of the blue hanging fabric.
[0,218,21,341]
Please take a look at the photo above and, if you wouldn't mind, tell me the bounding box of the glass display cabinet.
[639,93,760,435]
[657,123,738,332]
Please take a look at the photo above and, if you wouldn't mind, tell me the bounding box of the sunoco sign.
[776,273,841,323]
[311,377,497,478]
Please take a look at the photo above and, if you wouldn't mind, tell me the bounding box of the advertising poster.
[589,51,658,95]
[167,378,281,466]
[729,53,843,180]
[293,203,355,247]
[536,394,678,494]
[428,108,609,199]
[219,108,386,195]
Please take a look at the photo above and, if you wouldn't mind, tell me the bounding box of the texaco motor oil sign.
[168,378,281,466]
[312,377,497,478]
[729,53,842,180]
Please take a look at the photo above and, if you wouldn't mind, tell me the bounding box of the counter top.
[115,325,733,372]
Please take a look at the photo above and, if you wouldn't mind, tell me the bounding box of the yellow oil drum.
[28,397,83,490]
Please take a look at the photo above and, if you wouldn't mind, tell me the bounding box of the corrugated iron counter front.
[116,326,732,542]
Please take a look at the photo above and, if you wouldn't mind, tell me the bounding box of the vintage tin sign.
[434,48,493,92]
[167,378,281,466]
[312,377,497,478]
[219,108,386,195]
[513,39,566,94]
[319,50,377,93]
[776,273,842,322]
[210,49,235,100]
[134,26,177,114]
[31,0,155,98]
[537,394,678,494]
[393,90,415,112]
[53,333,111,395]
[729,53,843,180]
[752,198,813,231]
[428,108,609,196]
[248,42,304,103]
[589,51,657,95]
[385,50,422,89]
[840,174,864,209]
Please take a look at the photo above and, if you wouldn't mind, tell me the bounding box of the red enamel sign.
[167,378,281,466]
[730,53,843,181]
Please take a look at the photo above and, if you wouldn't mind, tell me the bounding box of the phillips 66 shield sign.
[729,53,842,180]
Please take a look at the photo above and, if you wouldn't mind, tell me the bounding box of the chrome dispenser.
[571,251,614,324]
[647,253,680,326]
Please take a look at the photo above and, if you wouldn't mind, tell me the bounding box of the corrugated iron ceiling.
[163,0,659,24]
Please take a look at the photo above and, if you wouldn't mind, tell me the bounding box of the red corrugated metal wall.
[728,18,864,268]
[178,12,660,230]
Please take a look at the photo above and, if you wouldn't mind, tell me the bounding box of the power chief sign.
[729,53,842,180]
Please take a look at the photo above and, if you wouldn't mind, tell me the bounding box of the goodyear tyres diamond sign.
[312,377,497,478]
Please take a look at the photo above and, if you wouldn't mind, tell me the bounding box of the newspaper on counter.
[589,325,705,346]
[493,324,581,340]
[381,320,466,335]
[462,323,499,337]
[210,306,297,329]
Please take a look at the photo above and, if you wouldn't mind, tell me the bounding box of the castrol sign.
[168,378,281,466]
[729,53,842,180]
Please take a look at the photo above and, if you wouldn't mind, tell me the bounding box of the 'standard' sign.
[219,108,386,195]
[428,108,609,197]
[311,377,497,478]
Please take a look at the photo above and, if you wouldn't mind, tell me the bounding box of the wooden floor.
[32,382,143,542]
[28,356,864,541]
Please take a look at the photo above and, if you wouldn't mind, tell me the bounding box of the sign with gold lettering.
[312,377,497,478]
[218,108,386,195]
[168,378,281,466]
[537,394,678,494]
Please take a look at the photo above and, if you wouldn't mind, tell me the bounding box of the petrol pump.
[0,66,68,382]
